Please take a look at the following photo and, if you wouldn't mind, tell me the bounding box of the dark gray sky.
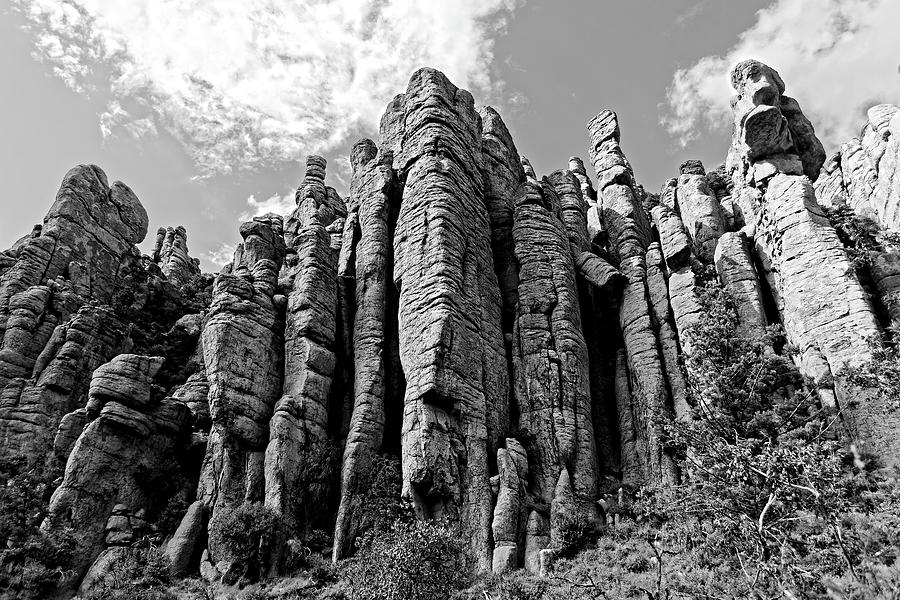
[2,0,897,269]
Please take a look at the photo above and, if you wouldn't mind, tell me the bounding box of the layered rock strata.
[47,354,193,577]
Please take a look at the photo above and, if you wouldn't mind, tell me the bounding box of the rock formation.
[5,60,900,597]
[587,110,679,486]
[815,104,900,229]
[725,60,897,459]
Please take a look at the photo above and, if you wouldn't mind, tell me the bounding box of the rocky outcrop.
[674,161,725,262]
[587,110,678,486]
[0,165,148,331]
[332,141,400,559]
[714,231,768,341]
[815,104,900,229]
[199,216,286,575]
[47,354,192,578]
[726,60,895,461]
[490,439,528,573]
[9,61,900,596]
[153,226,201,288]
[385,68,508,570]
[265,157,344,566]
[511,177,599,539]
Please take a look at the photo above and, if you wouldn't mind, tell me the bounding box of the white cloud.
[239,192,295,222]
[202,242,237,269]
[14,0,522,176]
[662,0,900,151]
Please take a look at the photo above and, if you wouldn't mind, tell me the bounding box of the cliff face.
[2,61,899,592]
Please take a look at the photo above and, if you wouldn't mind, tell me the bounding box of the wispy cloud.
[202,242,237,269]
[662,0,900,150]
[239,192,295,222]
[15,0,523,177]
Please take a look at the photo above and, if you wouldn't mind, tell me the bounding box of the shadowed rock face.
[199,216,286,574]
[588,109,678,487]
[511,177,598,527]
[47,354,193,579]
[332,141,399,560]
[12,62,900,593]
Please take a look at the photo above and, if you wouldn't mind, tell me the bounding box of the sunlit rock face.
[9,61,900,595]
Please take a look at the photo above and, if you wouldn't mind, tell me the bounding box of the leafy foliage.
[643,283,900,598]
[467,283,900,599]
[0,449,77,599]
[347,519,467,600]
[208,502,279,582]
[81,543,175,600]
[827,205,900,271]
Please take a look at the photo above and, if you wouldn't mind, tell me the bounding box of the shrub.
[645,282,900,598]
[0,448,78,598]
[347,519,466,600]
[553,512,596,559]
[361,454,408,528]
[208,502,279,582]
[81,543,175,600]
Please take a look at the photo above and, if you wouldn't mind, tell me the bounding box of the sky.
[1,0,898,271]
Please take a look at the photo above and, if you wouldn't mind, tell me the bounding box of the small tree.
[348,518,467,600]
[639,282,900,598]
[207,502,279,582]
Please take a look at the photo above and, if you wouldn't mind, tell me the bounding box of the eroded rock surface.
[9,62,900,595]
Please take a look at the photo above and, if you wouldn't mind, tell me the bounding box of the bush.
[360,454,408,530]
[208,502,279,582]
[646,283,900,598]
[0,448,78,598]
[347,519,466,600]
[81,544,175,600]
[553,512,596,559]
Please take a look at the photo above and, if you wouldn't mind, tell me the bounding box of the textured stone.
[199,217,285,570]
[47,354,192,578]
[385,68,507,570]
[265,158,342,565]
[165,500,206,576]
[153,226,201,288]
[524,511,550,575]
[645,244,690,419]
[729,60,825,182]
[0,304,131,457]
[588,110,677,486]
[816,104,900,231]
[333,141,401,560]
[675,166,725,262]
[714,232,768,341]
[511,178,598,523]
[481,106,526,330]
[490,442,527,573]
[728,61,893,461]
[650,202,691,271]
[11,62,900,589]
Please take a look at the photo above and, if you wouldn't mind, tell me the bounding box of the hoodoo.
[3,61,900,598]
